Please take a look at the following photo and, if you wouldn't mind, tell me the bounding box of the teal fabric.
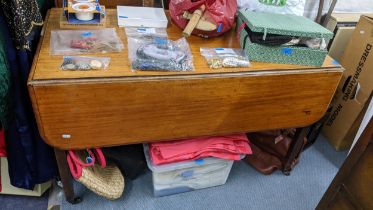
[238,10,334,39]
[0,29,10,128]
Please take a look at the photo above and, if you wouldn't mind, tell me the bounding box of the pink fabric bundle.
[150,134,252,165]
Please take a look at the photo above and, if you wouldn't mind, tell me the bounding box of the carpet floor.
[0,191,48,210]
[61,135,347,210]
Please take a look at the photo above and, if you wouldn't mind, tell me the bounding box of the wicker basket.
[67,149,125,200]
[79,164,124,200]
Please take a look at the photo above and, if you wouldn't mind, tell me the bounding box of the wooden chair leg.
[282,127,310,175]
[54,148,82,204]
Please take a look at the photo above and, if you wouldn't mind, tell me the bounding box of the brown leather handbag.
[244,129,307,175]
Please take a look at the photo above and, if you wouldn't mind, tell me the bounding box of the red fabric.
[66,148,106,179]
[150,134,252,165]
[237,22,246,42]
[0,129,4,192]
[0,129,6,157]
[169,0,237,38]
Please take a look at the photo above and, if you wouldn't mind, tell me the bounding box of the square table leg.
[54,148,82,204]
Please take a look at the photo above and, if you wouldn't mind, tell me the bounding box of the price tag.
[137,28,156,34]
[181,170,194,178]
[282,48,293,55]
[194,159,205,165]
[80,32,93,37]
[215,48,235,54]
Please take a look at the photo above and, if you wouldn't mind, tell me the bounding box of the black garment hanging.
[0,0,43,50]
[0,11,57,190]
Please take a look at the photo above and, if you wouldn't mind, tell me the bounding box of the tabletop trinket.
[130,37,194,72]
[61,56,110,71]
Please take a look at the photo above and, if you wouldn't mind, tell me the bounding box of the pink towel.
[150,134,252,165]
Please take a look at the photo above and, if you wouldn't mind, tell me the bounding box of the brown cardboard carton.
[325,13,361,62]
[322,14,373,151]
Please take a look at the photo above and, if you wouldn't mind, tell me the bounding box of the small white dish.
[72,3,96,21]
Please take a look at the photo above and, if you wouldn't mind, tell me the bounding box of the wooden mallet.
[182,11,217,31]
[182,5,205,37]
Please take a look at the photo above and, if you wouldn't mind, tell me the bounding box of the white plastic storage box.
[144,144,237,197]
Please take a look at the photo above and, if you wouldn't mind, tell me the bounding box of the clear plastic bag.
[50,28,124,55]
[60,56,110,71]
[200,48,251,69]
[129,36,194,71]
[124,27,168,38]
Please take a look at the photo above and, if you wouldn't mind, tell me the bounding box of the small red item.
[0,129,5,192]
[66,148,106,179]
[169,0,237,38]
[236,22,247,42]
[70,38,96,50]
[0,129,6,157]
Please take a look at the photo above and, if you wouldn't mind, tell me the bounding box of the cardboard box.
[349,97,373,153]
[322,14,373,150]
[325,13,361,62]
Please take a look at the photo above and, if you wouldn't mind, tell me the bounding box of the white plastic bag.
[238,0,306,16]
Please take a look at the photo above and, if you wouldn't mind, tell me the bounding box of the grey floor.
[0,191,48,210]
[60,135,347,210]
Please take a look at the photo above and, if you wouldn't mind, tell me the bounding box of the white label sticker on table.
[215,48,235,54]
[137,28,156,34]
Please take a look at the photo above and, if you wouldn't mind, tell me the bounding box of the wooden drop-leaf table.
[28,9,343,203]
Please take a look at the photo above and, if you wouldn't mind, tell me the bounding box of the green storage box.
[237,10,334,66]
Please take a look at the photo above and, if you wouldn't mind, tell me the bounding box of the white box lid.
[117,6,168,28]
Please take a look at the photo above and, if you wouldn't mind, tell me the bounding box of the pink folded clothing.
[149,134,252,165]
